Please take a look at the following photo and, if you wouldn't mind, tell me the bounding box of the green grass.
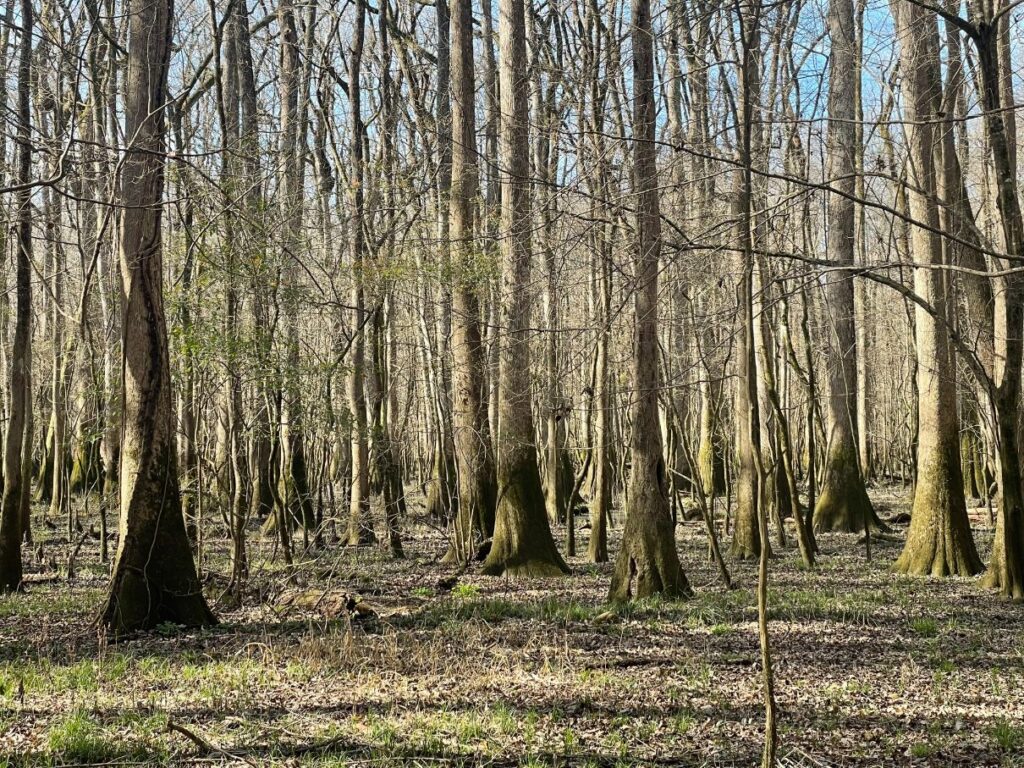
[489,702,517,735]
[990,719,1024,751]
[910,617,939,637]
[45,707,165,764]
[403,595,602,628]
[0,588,103,620]
[672,712,695,735]
[909,741,936,758]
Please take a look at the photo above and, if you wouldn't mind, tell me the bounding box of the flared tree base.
[982,515,1024,601]
[894,533,983,578]
[609,495,691,602]
[814,469,887,534]
[730,500,761,561]
[103,568,216,635]
[102,519,216,634]
[482,455,569,578]
[895,442,982,579]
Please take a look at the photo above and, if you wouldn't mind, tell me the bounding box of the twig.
[166,719,260,767]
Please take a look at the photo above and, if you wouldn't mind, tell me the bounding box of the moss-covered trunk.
[102,0,214,632]
[891,0,979,578]
[814,0,878,534]
[609,0,690,602]
[482,0,567,578]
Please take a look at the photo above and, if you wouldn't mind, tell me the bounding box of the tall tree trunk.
[0,0,33,591]
[277,0,315,544]
[608,0,690,601]
[425,0,457,525]
[369,0,406,558]
[346,0,375,546]
[584,0,611,563]
[233,0,275,543]
[101,0,215,632]
[730,3,764,561]
[482,0,568,577]
[814,0,882,534]
[891,0,981,578]
[215,0,249,595]
[970,5,1024,598]
[446,0,496,563]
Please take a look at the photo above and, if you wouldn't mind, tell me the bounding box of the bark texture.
[482,0,568,578]
[101,0,215,632]
[891,0,981,578]
[447,0,496,563]
[608,0,690,602]
[0,0,33,591]
[814,0,881,534]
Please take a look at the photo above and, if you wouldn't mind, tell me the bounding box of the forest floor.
[1,486,1023,767]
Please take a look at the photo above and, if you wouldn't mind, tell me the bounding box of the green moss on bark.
[814,441,886,533]
[609,458,690,602]
[482,454,568,578]
[730,458,760,560]
[895,440,981,578]
[102,448,215,634]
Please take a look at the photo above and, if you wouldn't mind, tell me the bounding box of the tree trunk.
[970,7,1024,598]
[814,0,881,534]
[730,0,764,561]
[482,0,568,578]
[446,0,496,563]
[0,0,33,592]
[608,0,690,602]
[346,0,375,547]
[101,0,215,632]
[890,0,981,578]
[277,0,315,544]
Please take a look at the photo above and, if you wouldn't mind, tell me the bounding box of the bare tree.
[482,0,568,577]
[0,0,33,592]
[101,0,215,632]
[814,0,881,534]
[446,0,496,562]
[608,0,690,601]
[888,0,981,578]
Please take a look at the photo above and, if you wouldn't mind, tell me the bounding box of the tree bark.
[482,0,568,578]
[608,0,690,602]
[101,0,215,632]
[446,0,496,563]
[813,0,882,534]
[0,0,33,591]
[346,0,375,547]
[890,0,981,578]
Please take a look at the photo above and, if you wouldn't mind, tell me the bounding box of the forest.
[1,0,1024,763]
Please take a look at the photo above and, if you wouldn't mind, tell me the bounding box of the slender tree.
[347,0,375,546]
[0,0,33,592]
[447,0,496,562]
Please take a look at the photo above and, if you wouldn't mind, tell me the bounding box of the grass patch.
[451,583,480,599]
[990,719,1024,751]
[46,707,164,764]
[910,617,939,637]
[909,741,936,758]
[404,596,601,628]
